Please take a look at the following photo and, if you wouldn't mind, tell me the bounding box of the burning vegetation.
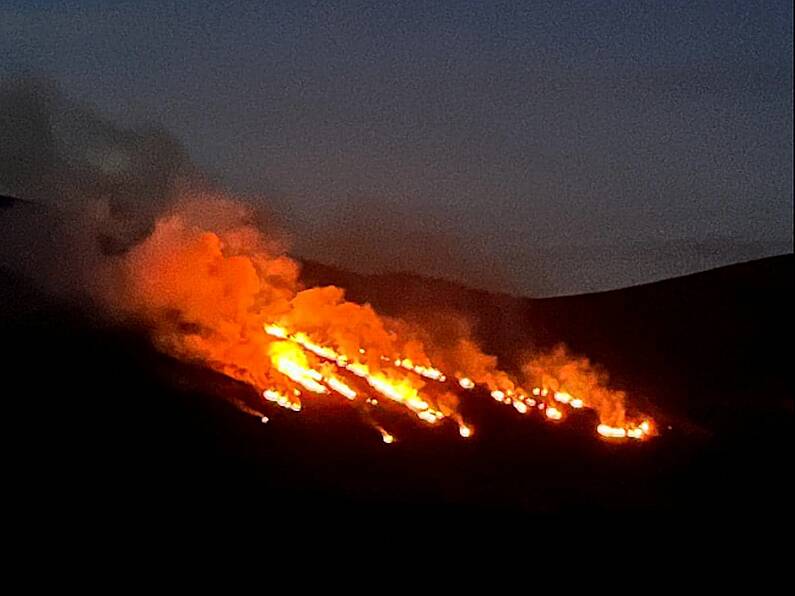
[100,195,654,444]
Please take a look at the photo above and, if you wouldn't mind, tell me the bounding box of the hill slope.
[302,255,793,422]
[1,199,792,520]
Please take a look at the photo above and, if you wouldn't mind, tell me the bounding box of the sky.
[1,0,792,295]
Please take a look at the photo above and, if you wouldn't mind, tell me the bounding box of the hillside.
[302,254,793,427]
[1,198,792,521]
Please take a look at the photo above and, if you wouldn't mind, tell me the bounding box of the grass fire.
[100,194,654,445]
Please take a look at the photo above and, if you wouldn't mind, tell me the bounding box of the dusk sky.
[2,0,792,294]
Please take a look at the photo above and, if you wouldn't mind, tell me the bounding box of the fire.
[597,424,626,439]
[378,428,396,444]
[268,341,328,395]
[554,391,572,404]
[263,321,653,440]
[459,377,475,389]
[326,376,357,400]
[263,388,302,412]
[512,400,528,414]
[597,420,654,440]
[264,322,451,422]
[545,406,563,421]
[103,196,656,445]
[396,358,447,381]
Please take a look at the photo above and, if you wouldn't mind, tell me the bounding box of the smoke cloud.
[1,76,645,435]
[1,75,191,232]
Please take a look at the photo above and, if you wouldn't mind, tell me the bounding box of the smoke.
[93,194,632,427]
[0,75,195,300]
[0,75,282,299]
[0,76,640,433]
[96,195,299,390]
[0,75,192,234]
[298,194,517,294]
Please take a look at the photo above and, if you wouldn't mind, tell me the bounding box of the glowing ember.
[326,376,357,400]
[264,324,288,339]
[417,410,440,424]
[554,391,572,404]
[459,377,475,389]
[263,389,301,412]
[597,424,627,439]
[597,422,652,441]
[377,427,396,444]
[545,406,563,421]
[391,357,447,381]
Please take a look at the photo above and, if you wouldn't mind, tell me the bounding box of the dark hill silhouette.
[302,254,793,428]
[1,196,792,522]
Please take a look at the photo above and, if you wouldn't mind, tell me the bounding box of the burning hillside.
[99,194,654,444]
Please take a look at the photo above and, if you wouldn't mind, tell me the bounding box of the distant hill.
[512,240,793,296]
[302,254,793,425]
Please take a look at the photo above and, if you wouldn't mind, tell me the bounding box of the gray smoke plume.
[0,75,199,243]
[0,75,285,302]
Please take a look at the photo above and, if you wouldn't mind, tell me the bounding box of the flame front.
[261,322,653,440]
[104,196,656,445]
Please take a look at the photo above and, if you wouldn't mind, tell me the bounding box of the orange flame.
[101,196,655,443]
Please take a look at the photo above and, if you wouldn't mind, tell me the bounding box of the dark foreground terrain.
[2,199,792,524]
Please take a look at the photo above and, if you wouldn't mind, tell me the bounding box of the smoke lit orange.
[102,196,655,444]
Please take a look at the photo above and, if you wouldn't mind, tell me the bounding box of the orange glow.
[597,424,627,439]
[554,391,572,404]
[597,420,653,440]
[268,341,327,395]
[545,406,563,421]
[104,196,657,444]
[327,376,357,400]
[377,426,396,444]
[459,377,475,389]
[263,388,301,412]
